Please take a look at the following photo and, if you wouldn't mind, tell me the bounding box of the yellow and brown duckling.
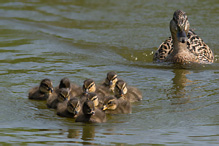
[115,80,142,102]
[28,78,53,100]
[102,96,131,114]
[82,79,96,95]
[80,92,100,108]
[55,77,82,98]
[97,71,118,96]
[153,10,214,64]
[47,88,70,109]
[56,97,81,118]
[75,100,106,123]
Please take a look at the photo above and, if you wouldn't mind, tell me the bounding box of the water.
[0,0,218,145]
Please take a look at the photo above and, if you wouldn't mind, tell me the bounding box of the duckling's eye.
[60,94,65,98]
[68,103,73,108]
[108,101,112,105]
[92,97,97,101]
[42,83,49,88]
[88,83,94,89]
[111,76,117,81]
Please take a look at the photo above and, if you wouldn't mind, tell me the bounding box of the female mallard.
[28,78,53,100]
[153,10,214,64]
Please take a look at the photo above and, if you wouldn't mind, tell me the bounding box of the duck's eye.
[60,94,65,99]
[88,83,94,89]
[42,83,49,88]
[111,76,117,81]
[108,101,112,105]
[92,97,97,101]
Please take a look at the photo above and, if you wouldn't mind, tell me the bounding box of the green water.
[0,0,218,145]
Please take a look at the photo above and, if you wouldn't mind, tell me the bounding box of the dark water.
[0,0,218,145]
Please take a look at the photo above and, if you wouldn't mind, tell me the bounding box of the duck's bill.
[177,30,188,43]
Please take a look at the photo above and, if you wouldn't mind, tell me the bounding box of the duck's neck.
[172,35,188,55]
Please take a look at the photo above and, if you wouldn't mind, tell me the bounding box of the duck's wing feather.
[153,37,173,62]
[187,30,214,63]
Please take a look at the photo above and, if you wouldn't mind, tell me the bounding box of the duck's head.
[82,79,96,95]
[114,80,128,99]
[87,93,99,107]
[39,78,53,94]
[170,10,190,43]
[105,71,118,91]
[57,88,70,102]
[67,98,81,115]
[102,96,118,111]
[59,77,71,90]
[83,100,95,115]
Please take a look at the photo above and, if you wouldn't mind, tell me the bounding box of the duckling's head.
[82,79,96,95]
[105,71,118,91]
[39,78,53,94]
[102,96,118,111]
[114,80,128,99]
[87,92,99,107]
[59,77,71,89]
[57,88,70,102]
[67,98,81,115]
[170,10,190,43]
[83,100,95,115]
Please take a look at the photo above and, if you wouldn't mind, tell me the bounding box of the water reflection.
[67,129,80,139]
[81,124,95,141]
[167,69,192,104]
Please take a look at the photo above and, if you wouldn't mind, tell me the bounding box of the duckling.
[75,100,106,123]
[56,97,81,118]
[102,96,131,114]
[47,88,70,109]
[114,80,142,102]
[97,71,118,96]
[28,78,53,100]
[153,10,214,64]
[82,79,96,95]
[81,79,105,104]
[55,77,82,98]
[80,92,100,108]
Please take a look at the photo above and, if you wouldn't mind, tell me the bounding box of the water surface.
[0,0,218,145]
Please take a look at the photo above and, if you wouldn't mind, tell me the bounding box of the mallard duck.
[97,71,118,96]
[55,77,82,98]
[102,96,131,114]
[114,80,142,102]
[56,97,81,118]
[28,78,53,100]
[82,79,96,95]
[80,92,100,108]
[153,10,214,64]
[75,100,106,123]
[47,88,70,109]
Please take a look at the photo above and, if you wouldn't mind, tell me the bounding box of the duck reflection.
[81,124,95,141]
[167,69,193,104]
[67,129,80,139]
